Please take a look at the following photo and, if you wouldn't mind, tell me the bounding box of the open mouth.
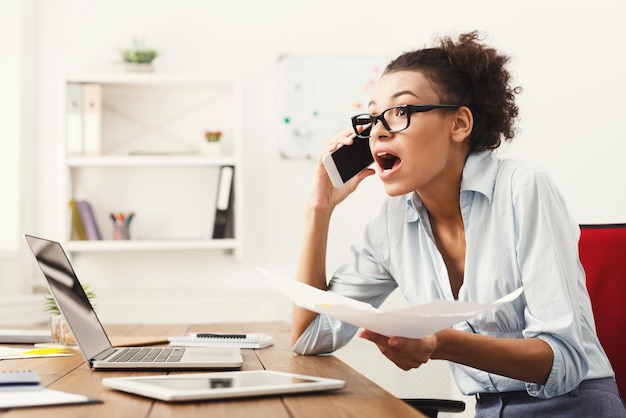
[376,151,400,171]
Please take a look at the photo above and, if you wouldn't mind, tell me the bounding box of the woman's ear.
[450,106,473,143]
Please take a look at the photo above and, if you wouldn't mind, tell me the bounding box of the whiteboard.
[277,55,389,159]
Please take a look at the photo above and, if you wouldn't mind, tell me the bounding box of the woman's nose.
[369,119,390,141]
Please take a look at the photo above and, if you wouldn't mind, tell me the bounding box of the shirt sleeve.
[292,201,398,355]
[512,167,589,398]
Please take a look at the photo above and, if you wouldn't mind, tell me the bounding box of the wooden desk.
[1,322,425,417]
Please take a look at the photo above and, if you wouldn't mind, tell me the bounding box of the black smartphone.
[321,127,373,188]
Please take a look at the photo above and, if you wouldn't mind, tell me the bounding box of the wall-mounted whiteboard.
[277,55,389,159]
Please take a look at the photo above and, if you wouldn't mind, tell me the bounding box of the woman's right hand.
[306,129,375,212]
[292,129,374,346]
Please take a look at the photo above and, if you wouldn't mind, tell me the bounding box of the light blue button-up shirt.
[292,151,614,398]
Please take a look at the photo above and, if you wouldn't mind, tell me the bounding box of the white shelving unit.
[61,73,242,256]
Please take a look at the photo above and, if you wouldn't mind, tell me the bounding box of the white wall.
[0,1,22,290]
[0,1,21,253]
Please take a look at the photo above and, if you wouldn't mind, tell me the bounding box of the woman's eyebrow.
[392,90,420,100]
[368,90,420,107]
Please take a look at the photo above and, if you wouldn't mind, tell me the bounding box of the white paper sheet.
[0,388,97,409]
[258,268,523,338]
[0,329,51,344]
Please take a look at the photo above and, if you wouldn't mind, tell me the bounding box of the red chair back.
[579,224,626,400]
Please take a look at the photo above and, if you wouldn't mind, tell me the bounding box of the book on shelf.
[81,83,102,156]
[212,165,235,239]
[76,200,102,240]
[168,333,273,349]
[68,200,88,240]
[66,83,83,156]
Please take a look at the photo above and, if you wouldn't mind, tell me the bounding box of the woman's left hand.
[359,329,438,371]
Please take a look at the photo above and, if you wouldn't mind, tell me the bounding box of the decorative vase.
[124,62,153,73]
[202,141,222,156]
[50,315,77,346]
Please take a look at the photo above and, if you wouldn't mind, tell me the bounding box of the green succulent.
[43,283,96,316]
[120,37,158,64]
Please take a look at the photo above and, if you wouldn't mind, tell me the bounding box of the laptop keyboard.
[110,347,186,363]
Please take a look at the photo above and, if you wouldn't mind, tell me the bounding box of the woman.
[290,31,625,417]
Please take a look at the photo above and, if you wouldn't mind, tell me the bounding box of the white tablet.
[102,370,346,402]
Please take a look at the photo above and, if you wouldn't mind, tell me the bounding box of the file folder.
[65,83,83,156]
[82,83,102,156]
[212,166,235,239]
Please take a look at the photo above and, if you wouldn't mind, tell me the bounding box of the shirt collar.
[460,150,498,202]
[405,193,421,223]
[404,151,498,223]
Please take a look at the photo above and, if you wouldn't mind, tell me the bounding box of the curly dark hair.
[384,31,521,152]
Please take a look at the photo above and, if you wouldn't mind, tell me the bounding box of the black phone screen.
[330,129,373,183]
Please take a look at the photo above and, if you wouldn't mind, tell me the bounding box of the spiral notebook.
[169,333,274,349]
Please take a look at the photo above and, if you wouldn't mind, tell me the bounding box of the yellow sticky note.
[22,347,70,356]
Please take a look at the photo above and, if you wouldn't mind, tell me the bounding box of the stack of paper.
[0,329,51,344]
[0,370,100,409]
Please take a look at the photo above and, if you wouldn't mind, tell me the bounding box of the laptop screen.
[24,235,112,361]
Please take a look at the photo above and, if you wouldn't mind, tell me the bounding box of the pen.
[194,333,247,339]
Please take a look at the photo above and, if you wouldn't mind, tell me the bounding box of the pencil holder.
[110,212,134,240]
[113,222,130,240]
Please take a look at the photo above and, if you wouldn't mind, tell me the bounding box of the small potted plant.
[119,37,158,72]
[44,283,96,345]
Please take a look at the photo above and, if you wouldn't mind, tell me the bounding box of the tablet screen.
[103,370,346,401]
[144,373,317,390]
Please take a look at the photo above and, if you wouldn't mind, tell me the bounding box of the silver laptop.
[24,234,243,370]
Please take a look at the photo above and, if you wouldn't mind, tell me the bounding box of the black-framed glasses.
[351,104,461,138]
